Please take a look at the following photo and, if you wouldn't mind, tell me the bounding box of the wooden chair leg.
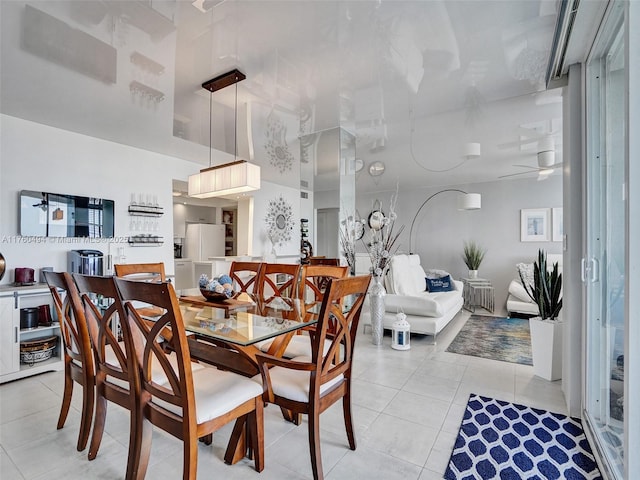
[57,365,73,430]
[280,406,302,425]
[342,392,356,450]
[88,393,107,460]
[308,408,323,480]
[77,378,94,452]
[247,400,264,472]
[184,433,198,480]
[126,405,152,480]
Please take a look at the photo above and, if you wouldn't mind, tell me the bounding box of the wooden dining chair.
[71,274,143,478]
[228,261,263,301]
[255,262,301,313]
[114,263,166,282]
[277,265,349,359]
[43,271,95,452]
[255,274,371,480]
[113,277,265,479]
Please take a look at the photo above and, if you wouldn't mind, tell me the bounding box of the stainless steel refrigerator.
[184,224,225,261]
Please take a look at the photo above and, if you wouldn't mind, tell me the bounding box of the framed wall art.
[520,208,550,242]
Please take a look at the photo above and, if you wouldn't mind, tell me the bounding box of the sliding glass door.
[584,2,625,478]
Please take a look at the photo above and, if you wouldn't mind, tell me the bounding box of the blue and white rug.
[445,394,602,480]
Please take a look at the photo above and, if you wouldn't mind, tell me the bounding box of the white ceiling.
[0,0,563,194]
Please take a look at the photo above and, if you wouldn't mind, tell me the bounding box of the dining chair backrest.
[299,265,349,326]
[308,258,340,266]
[114,263,166,283]
[73,274,136,400]
[310,275,370,372]
[228,261,263,299]
[113,278,195,419]
[256,263,302,310]
[43,270,95,452]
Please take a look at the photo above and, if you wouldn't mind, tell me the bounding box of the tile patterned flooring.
[0,311,567,479]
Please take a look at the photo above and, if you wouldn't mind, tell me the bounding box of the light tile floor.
[0,311,567,479]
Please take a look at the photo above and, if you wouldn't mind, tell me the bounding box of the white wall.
[0,115,202,283]
[356,176,563,316]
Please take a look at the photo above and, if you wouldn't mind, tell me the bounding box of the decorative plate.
[265,195,294,247]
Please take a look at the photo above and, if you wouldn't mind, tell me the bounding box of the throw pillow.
[425,268,450,279]
[516,263,534,288]
[425,275,453,292]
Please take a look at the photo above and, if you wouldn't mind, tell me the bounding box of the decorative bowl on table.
[198,273,234,302]
[199,289,232,302]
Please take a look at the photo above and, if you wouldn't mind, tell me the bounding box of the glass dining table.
[178,290,318,377]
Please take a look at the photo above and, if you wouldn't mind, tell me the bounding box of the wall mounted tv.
[20,190,115,238]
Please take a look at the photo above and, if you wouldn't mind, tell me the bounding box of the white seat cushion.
[155,367,263,424]
[252,355,344,403]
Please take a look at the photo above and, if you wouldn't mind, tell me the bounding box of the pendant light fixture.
[188,69,261,198]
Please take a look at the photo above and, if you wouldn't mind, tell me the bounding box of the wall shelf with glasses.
[128,235,164,246]
[128,205,164,217]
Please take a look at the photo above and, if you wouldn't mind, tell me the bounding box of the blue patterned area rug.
[445,394,603,480]
[446,315,532,365]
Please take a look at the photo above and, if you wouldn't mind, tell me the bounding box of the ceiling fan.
[499,135,562,180]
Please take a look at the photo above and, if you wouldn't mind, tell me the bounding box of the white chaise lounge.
[361,254,463,340]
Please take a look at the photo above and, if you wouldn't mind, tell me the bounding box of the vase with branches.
[339,214,364,275]
[362,191,405,345]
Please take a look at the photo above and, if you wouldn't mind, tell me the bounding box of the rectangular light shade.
[188,160,260,198]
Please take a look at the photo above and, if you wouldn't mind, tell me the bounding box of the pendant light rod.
[208,88,212,168]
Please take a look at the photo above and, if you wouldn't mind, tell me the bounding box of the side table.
[461,278,495,314]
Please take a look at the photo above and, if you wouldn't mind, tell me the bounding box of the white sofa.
[361,254,463,339]
[506,254,563,317]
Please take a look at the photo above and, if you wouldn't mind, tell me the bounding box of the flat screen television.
[20,190,115,238]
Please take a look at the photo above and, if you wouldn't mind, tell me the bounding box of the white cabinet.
[0,285,64,384]
[0,295,19,376]
[174,259,194,291]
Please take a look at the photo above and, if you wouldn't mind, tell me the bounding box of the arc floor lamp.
[408,189,481,253]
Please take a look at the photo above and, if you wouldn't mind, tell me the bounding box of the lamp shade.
[458,193,481,210]
[464,142,481,158]
[188,160,261,198]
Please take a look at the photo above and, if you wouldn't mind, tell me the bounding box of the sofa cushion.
[508,280,534,303]
[387,254,427,296]
[385,292,443,317]
[516,262,535,288]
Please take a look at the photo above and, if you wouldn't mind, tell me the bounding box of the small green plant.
[462,241,486,270]
[520,249,563,320]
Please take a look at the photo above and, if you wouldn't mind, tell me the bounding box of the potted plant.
[462,241,486,279]
[520,249,563,381]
